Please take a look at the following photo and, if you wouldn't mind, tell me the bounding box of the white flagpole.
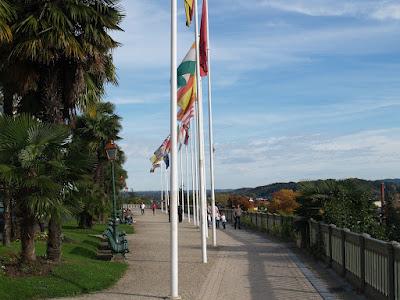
[185,144,190,222]
[170,0,179,297]
[204,0,217,247]
[166,168,170,213]
[161,165,164,213]
[194,0,207,264]
[190,122,196,226]
[193,103,200,227]
[180,148,185,220]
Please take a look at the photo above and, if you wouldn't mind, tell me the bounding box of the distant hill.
[233,182,298,199]
[227,178,400,199]
[132,179,400,201]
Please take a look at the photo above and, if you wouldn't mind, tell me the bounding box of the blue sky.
[106,0,400,191]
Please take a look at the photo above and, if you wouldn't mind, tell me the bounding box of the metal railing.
[219,208,400,300]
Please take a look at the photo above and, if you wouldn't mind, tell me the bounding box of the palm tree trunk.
[47,216,61,262]
[2,192,11,246]
[20,215,36,263]
[11,199,18,241]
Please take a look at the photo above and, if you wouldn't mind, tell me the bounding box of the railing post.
[255,212,258,228]
[360,233,369,293]
[341,228,349,277]
[328,224,333,268]
[388,241,395,300]
[266,214,269,232]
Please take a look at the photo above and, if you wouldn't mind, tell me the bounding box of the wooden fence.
[220,209,400,300]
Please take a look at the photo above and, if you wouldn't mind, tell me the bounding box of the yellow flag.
[184,0,194,27]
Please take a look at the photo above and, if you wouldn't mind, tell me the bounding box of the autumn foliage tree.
[267,189,299,215]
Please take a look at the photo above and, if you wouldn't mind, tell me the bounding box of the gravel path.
[57,209,364,300]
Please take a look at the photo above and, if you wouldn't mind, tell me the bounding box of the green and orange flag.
[177,43,197,119]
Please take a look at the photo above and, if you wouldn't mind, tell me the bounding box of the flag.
[164,154,170,169]
[180,102,195,126]
[199,0,208,77]
[178,74,196,112]
[150,163,161,173]
[150,154,160,165]
[163,136,171,153]
[184,0,194,27]
[178,124,187,149]
[177,43,196,88]
[150,135,171,167]
[183,124,190,145]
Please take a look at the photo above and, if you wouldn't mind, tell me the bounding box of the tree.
[72,102,126,227]
[227,194,253,210]
[0,114,70,262]
[0,0,124,262]
[1,0,123,121]
[296,179,385,239]
[268,189,299,215]
[0,0,14,43]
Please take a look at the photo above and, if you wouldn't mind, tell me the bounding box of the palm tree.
[0,114,70,263]
[0,0,14,43]
[3,0,123,121]
[73,102,126,224]
[0,0,124,262]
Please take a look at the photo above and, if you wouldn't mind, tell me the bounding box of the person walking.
[214,205,220,228]
[151,201,157,215]
[221,213,227,229]
[216,212,220,229]
[178,205,183,223]
[140,202,145,215]
[233,204,242,230]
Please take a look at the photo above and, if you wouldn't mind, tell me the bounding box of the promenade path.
[61,209,365,300]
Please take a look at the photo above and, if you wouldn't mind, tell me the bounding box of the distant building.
[256,197,269,201]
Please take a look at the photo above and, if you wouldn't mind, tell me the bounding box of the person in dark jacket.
[178,205,183,223]
[233,204,242,229]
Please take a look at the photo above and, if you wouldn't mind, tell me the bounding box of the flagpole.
[161,165,164,213]
[190,121,196,226]
[180,148,185,220]
[203,0,217,247]
[166,168,170,214]
[193,103,200,227]
[194,0,207,263]
[185,144,190,222]
[170,0,180,297]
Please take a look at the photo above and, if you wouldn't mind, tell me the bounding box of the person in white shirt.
[220,213,227,229]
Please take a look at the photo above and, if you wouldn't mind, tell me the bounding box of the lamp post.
[105,140,118,242]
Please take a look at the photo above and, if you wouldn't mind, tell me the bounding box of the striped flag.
[177,44,197,116]
[177,43,196,88]
[180,103,195,126]
[178,74,196,112]
[184,0,194,27]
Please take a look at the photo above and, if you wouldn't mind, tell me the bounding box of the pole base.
[170,296,181,300]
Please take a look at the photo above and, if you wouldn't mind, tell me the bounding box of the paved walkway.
[60,209,365,300]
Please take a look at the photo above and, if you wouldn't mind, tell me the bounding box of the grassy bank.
[0,222,133,300]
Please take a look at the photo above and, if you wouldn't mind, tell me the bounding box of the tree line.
[217,178,400,241]
[0,0,127,264]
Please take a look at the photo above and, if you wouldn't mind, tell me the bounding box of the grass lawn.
[0,222,134,300]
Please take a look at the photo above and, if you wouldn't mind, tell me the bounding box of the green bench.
[102,227,129,254]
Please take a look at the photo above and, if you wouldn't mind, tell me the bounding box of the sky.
[106,0,400,191]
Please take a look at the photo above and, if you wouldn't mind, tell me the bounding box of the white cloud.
[371,4,400,20]
[226,0,400,20]
[212,128,400,188]
[112,1,194,69]
[109,92,169,105]
[214,98,400,128]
